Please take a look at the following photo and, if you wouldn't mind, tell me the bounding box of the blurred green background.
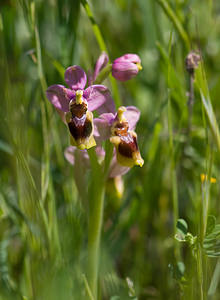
[1,0,220,299]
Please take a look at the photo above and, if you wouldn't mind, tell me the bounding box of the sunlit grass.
[1,0,220,299]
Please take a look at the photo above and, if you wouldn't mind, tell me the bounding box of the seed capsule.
[185,51,201,75]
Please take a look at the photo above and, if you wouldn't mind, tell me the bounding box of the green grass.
[1,0,220,299]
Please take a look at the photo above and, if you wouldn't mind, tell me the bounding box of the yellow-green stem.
[87,182,105,299]
[86,147,110,299]
[82,0,121,107]
[95,64,112,84]
[155,0,190,50]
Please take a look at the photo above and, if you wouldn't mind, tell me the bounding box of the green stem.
[86,146,111,299]
[197,150,212,300]
[104,141,114,179]
[208,259,220,296]
[82,274,95,300]
[197,243,204,300]
[74,150,88,211]
[95,64,112,84]
[31,1,62,259]
[81,0,107,52]
[187,74,195,133]
[168,95,180,260]
[155,0,190,50]
[81,0,121,107]
[87,184,105,299]
[167,32,180,259]
[198,184,206,300]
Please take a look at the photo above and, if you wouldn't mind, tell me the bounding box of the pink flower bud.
[112,54,142,81]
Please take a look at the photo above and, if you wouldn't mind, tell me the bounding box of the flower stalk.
[95,64,112,84]
[87,184,105,299]
[87,148,106,299]
[185,51,201,133]
[81,0,121,106]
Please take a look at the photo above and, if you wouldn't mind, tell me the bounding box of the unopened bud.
[185,51,201,75]
[112,54,142,81]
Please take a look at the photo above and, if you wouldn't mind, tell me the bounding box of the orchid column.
[46,53,143,299]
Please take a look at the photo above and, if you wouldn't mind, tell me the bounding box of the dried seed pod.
[185,51,201,75]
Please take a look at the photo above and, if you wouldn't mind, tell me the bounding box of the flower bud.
[112,54,142,81]
[185,51,201,75]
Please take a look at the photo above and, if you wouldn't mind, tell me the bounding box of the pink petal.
[64,146,76,165]
[93,52,109,81]
[84,85,116,114]
[95,146,106,162]
[64,146,105,167]
[87,69,93,87]
[64,146,89,167]
[124,106,140,130]
[46,84,74,112]
[55,108,67,124]
[94,113,115,142]
[114,54,141,64]
[112,61,138,81]
[109,153,130,178]
[96,112,115,124]
[64,65,87,90]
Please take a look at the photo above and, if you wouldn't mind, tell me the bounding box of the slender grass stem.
[167,32,180,259]
[198,182,206,300]
[30,1,62,260]
[208,259,220,296]
[168,94,179,259]
[95,64,112,84]
[81,0,121,107]
[197,243,204,300]
[81,0,106,52]
[187,74,195,133]
[198,145,212,300]
[155,0,190,50]
[82,274,95,300]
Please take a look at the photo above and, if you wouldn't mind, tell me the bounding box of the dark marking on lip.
[70,102,88,118]
[118,133,138,158]
[68,114,92,141]
[113,121,129,136]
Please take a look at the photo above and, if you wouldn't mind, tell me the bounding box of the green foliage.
[204,216,220,258]
[1,0,220,299]
[177,218,188,236]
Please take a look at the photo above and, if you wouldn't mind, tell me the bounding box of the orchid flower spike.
[112,54,142,81]
[94,106,144,168]
[46,65,115,150]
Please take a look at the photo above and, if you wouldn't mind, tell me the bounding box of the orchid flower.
[112,54,142,81]
[94,106,144,168]
[46,65,115,149]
